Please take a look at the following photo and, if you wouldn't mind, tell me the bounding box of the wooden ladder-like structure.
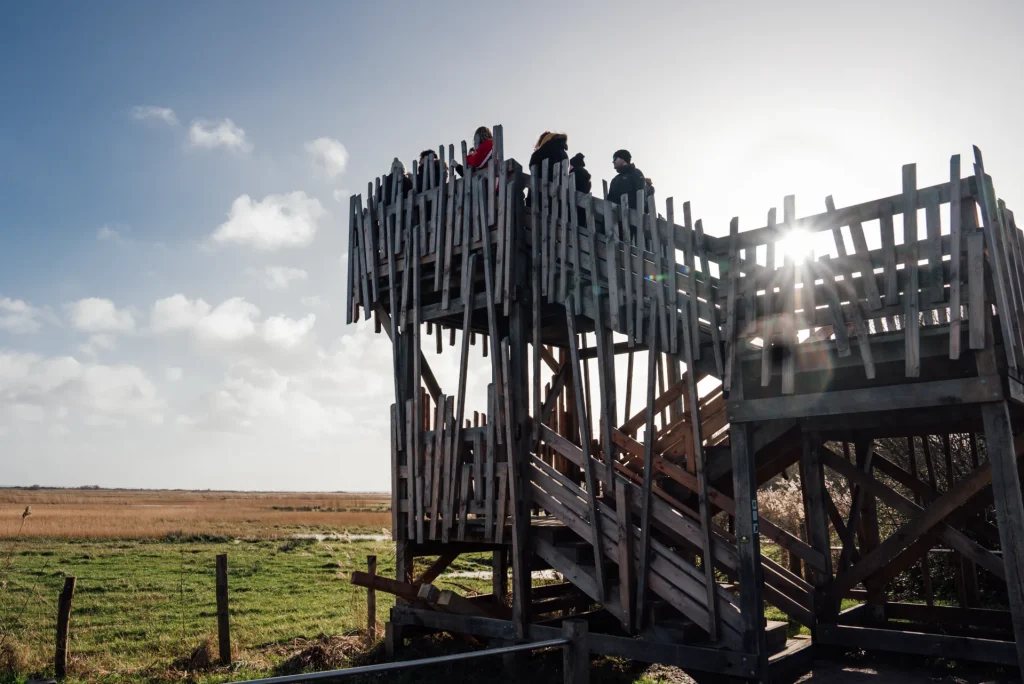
[347,127,1024,681]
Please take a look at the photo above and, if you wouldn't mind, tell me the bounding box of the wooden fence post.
[367,555,378,644]
[215,554,231,665]
[55,576,76,679]
[561,618,589,684]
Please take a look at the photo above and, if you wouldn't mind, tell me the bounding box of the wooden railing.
[716,147,1024,393]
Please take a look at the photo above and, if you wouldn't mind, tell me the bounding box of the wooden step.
[765,619,789,654]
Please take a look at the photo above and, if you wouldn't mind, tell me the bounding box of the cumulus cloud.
[305,138,349,179]
[0,350,164,426]
[300,295,328,309]
[68,298,135,333]
[210,192,325,250]
[0,297,47,335]
[131,105,178,126]
[165,367,183,382]
[333,188,350,203]
[151,295,259,343]
[262,314,316,350]
[188,118,251,152]
[251,266,308,291]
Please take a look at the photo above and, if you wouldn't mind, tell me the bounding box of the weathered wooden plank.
[565,298,607,603]
[695,218,724,377]
[430,394,446,538]
[621,201,635,345]
[948,155,963,358]
[980,401,1024,672]
[636,311,659,627]
[816,624,1018,667]
[615,483,636,633]
[924,195,944,305]
[603,196,621,333]
[650,196,670,352]
[485,386,496,540]
[967,225,986,350]
[476,182,504,443]
[570,183,583,314]
[412,225,424,544]
[974,148,1018,372]
[682,202,699,359]
[594,293,617,495]
[903,164,921,377]
[815,256,852,356]
[457,465,471,541]
[723,217,740,391]
[558,163,571,304]
[495,464,508,544]
[679,287,718,641]
[541,160,551,301]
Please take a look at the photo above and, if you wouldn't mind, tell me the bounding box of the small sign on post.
[367,555,378,644]
[55,576,76,679]
[216,554,231,665]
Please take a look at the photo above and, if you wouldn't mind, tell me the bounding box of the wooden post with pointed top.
[55,576,76,679]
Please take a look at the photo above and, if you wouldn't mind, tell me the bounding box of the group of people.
[385,126,655,212]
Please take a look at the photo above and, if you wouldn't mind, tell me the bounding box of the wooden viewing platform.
[346,125,1024,681]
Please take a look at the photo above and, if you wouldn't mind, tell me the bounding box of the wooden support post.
[55,576,76,680]
[366,555,378,645]
[615,483,635,633]
[561,619,590,684]
[800,433,834,620]
[385,621,403,659]
[492,549,508,607]
[635,311,659,628]
[731,418,767,677]
[980,401,1024,673]
[215,554,231,664]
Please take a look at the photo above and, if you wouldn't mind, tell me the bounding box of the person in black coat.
[529,131,569,176]
[415,149,446,192]
[607,149,650,211]
[569,152,591,194]
[382,158,413,205]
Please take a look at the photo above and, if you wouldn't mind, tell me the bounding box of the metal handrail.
[237,638,571,684]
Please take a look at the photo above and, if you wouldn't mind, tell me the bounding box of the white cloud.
[68,298,135,333]
[131,105,178,126]
[262,314,316,350]
[151,295,260,343]
[305,138,349,179]
[165,367,183,383]
[251,266,309,291]
[188,118,252,152]
[97,224,131,242]
[79,334,117,357]
[333,188,350,203]
[211,192,325,250]
[0,350,164,426]
[0,297,47,335]
[300,295,328,309]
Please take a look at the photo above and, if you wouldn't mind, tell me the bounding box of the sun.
[777,228,814,262]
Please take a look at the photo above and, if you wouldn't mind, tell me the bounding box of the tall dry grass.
[0,489,391,539]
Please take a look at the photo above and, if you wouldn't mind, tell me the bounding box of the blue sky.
[1,0,1023,491]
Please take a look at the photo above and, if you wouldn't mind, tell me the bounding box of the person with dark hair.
[569,152,591,194]
[454,126,494,177]
[529,131,568,176]
[607,149,651,211]
[415,149,446,192]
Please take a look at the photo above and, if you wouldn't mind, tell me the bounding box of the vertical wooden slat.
[635,311,659,627]
[531,167,543,441]
[412,224,424,544]
[666,200,679,355]
[649,196,670,352]
[924,195,944,306]
[390,404,401,540]
[967,212,986,350]
[949,155,963,359]
[541,160,551,301]
[565,299,607,602]
[569,180,583,314]
[682,202,700,359]
[633,191,646,346]
[903,165,921,377]
[680,281,718,641]
[430,395,446,538]
[494,165,508,306]
[405,398,415,540]
[559,163,571,304]
[621,200,635,345]
[604,197,621,333]
[495,463,509,544]
[458,465,471,541]
[695,218,724,378]
[723,217,741,392]
[441,155,458,310]
[477,182,504,443]
[594,293,617,496]
[485,384,496,541]
[781,196,796,395]
[974,147,1018,373]
[615,483,635,633]
[761,209,778,387]
[879,201,899,310]
[447,254,478,542]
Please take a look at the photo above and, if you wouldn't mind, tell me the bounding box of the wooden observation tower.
[346,126,1024,681]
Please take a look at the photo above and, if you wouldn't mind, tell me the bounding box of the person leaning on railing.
[453,126,494,177]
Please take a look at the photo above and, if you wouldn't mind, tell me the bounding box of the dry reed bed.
[0,489,391,539]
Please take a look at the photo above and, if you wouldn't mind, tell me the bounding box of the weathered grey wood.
[412,225,424,544]
[531,167,542,440]
[816,623,1017,666]
[457,465,471,541]
[365,555,377,645]
[55,575,76,679]
[680,290,718,641]
[621,200,635,345]
[723,217,740,391]
[903,164,921,376]
[476,183,504,443]
[615,482,636,633]
[682,202,699,359]
[541,160,551,300]
[967,227,986,350]
[603,193,621,332]
[925,195,944,305]
[565,298,607,603]
[800,434,833,607]
[636,311,659,628]
[730,409,767,670]
[727,376,1004,422]
[761,209,777,388]
[430,394,446,538]
[649,197,670,352]
[594,293,617,495]
[695,217,724,377]
[980,401,1024,673]
[948,155,963,358]
[562,619,590,684]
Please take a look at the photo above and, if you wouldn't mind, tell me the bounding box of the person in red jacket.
[455,126,493,176]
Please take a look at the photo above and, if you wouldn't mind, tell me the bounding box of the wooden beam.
[816,624,1017,667]
[980,401,1024,673]
[415,552,460,586]
[377,304,443,402]
[636,311,659,627]
[726,376,1004,422]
